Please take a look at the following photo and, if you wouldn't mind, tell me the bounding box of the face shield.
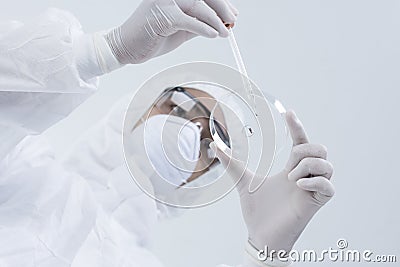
[123,62,288,208]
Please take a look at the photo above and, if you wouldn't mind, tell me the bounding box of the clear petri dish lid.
[123,61,290,208]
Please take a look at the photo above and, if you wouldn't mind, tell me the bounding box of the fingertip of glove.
[296,178,311,187]
[285,110,297,122]
[208,29,219,38]
[229,3,240,16]
[219,28,230,38]
[296,179,314,192]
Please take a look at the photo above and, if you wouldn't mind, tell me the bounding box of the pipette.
[227,27,287,116]
[227,27,258,115]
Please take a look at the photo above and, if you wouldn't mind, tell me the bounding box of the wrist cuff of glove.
[104,27,138,65]
[244,240,292,267]
[93,31,124,74]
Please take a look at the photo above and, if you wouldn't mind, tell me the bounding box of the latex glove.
[211,111,335,261]
[105,0,239,64]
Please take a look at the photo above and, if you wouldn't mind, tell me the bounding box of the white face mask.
[130,114,221,218]
[134,114,201,189]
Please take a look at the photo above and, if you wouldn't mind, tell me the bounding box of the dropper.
[226,25,258,116]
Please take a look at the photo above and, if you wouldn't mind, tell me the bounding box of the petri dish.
[123,62,289,208]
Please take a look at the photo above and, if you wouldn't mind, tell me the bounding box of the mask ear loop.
[227,28,290,194]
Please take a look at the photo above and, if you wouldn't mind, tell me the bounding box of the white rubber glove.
[210,111,335,265]
[105,0,239,64]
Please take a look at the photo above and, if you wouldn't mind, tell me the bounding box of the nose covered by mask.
[131,114,201,193]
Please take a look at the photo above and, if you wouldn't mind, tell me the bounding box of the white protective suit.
[0,9,257,267]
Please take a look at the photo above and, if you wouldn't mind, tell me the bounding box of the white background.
[2,1,400,266]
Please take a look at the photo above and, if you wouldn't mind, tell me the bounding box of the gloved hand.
[210,111,335,263]
[105,0,239,64]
